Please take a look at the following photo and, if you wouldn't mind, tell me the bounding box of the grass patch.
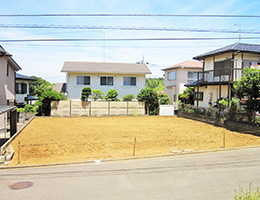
[234,184,260,200]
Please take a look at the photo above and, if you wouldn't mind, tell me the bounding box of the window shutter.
[22,83,27,94]
[15,83,19,93]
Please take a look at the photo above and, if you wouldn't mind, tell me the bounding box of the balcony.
[198,67,242,85]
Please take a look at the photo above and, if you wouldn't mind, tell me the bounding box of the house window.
[214,60,232,77]
[168,71,176,80]
[243,60,260,69]
[123,77,136,86]
[15,83,27,94]
[173,94,176,102]
[187,72,198,81]
[100,76,113,86]
[194,92,203,100]
[7,64,9,76]
[77,76,90,85]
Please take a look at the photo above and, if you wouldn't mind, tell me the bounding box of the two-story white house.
[61,61,152,100]
[192,42,260,107]
[162,60,203,105]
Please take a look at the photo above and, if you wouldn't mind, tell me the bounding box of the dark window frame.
[194,92,203,101]
[100,76,114,86]
[123,77,137,86]
[77,76,91,85]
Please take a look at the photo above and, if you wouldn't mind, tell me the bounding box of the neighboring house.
[52,83,67,94]
[161,60,203,105]
[61,61,152,100]
[191,42,260,108]
[15,73,36,105]
[0,45,21,135]
[0,46,21,105]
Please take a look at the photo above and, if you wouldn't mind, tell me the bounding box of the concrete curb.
[1,145,260,170]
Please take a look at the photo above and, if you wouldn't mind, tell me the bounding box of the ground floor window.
[173,94,176,102]
[194,92,203,100]
[77,76,90,85]
[123,77,136,86]
[100,76,114,86]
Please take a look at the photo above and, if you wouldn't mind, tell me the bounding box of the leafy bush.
[17,104,39,114]
[234,184,260,200]
[81,87,92,101]
[159,93,170,105]
[105,89,119,101]
[123,94,135,101]
[137,88,159,115]
[91,89,104,101]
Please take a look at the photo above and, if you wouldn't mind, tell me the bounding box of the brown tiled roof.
[61,61,152,74]
[162,60,203,71]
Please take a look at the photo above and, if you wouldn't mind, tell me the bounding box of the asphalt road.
[1,148,260,200]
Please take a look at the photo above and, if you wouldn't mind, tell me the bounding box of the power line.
[1,37,260,43]
[0,14,260,18]
[1,24,260,34]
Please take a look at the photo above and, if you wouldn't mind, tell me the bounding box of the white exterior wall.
[66,72,146,100]
[16,79,30,104]
[195,85,229,107]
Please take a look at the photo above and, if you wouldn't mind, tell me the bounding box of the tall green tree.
[159,93,170,105]
[137,88,159,115]
[38,88,63,116]
[179,87,194,105]
[145,78,164,91]
[29,76,52,96]
[233,67,260,121]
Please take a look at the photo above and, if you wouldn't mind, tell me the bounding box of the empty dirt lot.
[8,116,260,166]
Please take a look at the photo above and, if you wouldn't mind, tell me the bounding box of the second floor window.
[123,77,136,86]
[7,64,9,76]
[187,72,198,81]
[100,76,113,86]
[15,83,27,94]
[77,76,90,85]
[214,60,232,77]
[168,71,176,80]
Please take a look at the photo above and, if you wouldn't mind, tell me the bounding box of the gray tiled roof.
[193,43,260,60]
[0,45,11,56]
[16,73,36,81]
[61,61,152,74]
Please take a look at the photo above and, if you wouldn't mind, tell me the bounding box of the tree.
[29,76,52,97]
[159,93,170,105]
[233,67,260,121]
[39,88,63,116]
[178,87,194,105]
[91,89,104,101]
[81,87,92,101]
[123,94,135,101]
[105,89,120,101]
[137,88,159,115]
[145,78,164,91]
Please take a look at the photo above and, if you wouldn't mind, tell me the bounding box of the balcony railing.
[198,67,242,84]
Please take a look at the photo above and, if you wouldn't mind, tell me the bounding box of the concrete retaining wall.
[51,100,145,117]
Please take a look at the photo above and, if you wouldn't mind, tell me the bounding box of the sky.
[1,0,260,83]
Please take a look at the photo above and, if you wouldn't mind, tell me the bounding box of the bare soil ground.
[8,116,260,166]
